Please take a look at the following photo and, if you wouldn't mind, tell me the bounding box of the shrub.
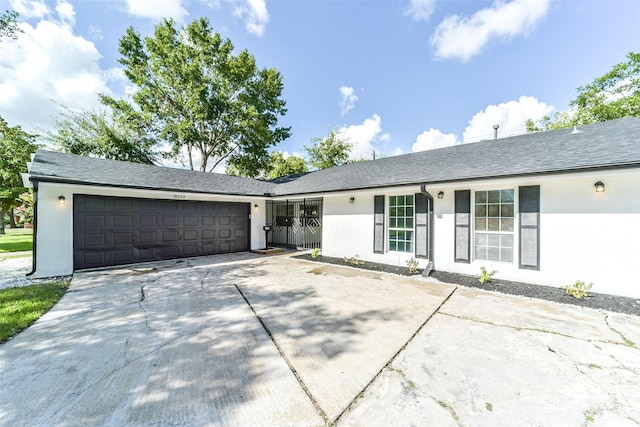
[406,257,419,274]
[478,266,496,284]
[311,248,321,259]
[566,280,593,299]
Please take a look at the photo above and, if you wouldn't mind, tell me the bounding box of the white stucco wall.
[321,169,640,298]
[430,169,640,298]
[33,182,266,278]
[322,186,431,269]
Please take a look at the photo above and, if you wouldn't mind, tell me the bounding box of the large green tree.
[527,52,640,132]
[47,106,157,164]
[105,17,290,176]
[0,9,21,40]
[265,151,308,179]
[304,130,353,170]
[0,117,40,233]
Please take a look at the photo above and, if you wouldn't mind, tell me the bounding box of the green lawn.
[0,228,33,253]
[0,282,68,343]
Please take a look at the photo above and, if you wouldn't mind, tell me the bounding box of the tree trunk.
[9,207,16,228]
[0,211,5,235]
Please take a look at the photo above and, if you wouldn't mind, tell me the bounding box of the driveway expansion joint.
[333,286,459,424]
[234,283,329,425]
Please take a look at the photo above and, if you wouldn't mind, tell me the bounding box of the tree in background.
[304,130,353,170]
[104,17,290,176]
[0,117,40,234]
[265,151,308,179]
[46,106,157,164]
[0,9,21,40]
[527,52,640,132]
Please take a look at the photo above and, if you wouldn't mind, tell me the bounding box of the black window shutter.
[454,190,471,263]
[373,195,385,254]
[519,185,540,270]
[415,193,429,259]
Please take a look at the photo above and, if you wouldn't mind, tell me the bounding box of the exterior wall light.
[437,191,444,199]
[58,195,66,205]
[254,204,259,211]
[349,197,355,203]
[594,181,605,193]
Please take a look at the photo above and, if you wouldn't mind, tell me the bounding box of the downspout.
[26,180,38,276]
[420,184,435,276]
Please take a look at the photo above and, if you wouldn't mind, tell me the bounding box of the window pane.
[397,219,405,228]
[390,241,397,251]
[488,204,500,217]
[390,207,397,216]
[501,234,514,248]
[390,196,396,205]
[501,189,514,203]
[501,204,514,218]
[475,205,486,217]
[488,218,499,231]
[501,247,513,262]
[398,207,405,217]
[406,207,414,216]
[390,230,397,239]
[406,231,414,241]
[501,218,514,232]
[475,191,487,203]
[475,233,487,245]
[390,218,397,228]
[475,246,487,260]
[488,247,500,261]
[488,234,500,246]
[475,218,486,231]
[488,190,500,203]
[406,218,413,228]
[406,242,413,253]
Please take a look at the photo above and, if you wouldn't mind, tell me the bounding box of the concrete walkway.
[1,253,639,426]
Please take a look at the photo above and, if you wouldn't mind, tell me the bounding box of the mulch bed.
[293,254,640,317]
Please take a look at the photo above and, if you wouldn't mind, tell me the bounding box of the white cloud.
[122,0,188,22]
[411,128,460,152]
[232,0,270,37]
[0,8,111,133]
[462,96,554,143]
[336,114,384,161]
[55,0,75,25]
[339,86,358,115]
[8,0,50,19]
[405,0,436,22]
[430,0,551,62]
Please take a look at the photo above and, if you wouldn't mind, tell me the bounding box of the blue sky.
[1,0,639,169]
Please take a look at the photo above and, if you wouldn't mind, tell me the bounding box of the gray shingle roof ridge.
[31,149,276,196]
[270,117,640,195]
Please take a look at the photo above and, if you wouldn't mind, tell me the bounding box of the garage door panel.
[74,195,249,270]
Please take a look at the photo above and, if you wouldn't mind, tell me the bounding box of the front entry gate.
[266,199,322,249]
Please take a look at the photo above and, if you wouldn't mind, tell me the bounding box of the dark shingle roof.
[29,117,640,197]
[272,117,640,196]
[29,150,276,196]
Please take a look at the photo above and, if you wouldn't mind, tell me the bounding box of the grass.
[0,228,33,253]
[0,281,68,343]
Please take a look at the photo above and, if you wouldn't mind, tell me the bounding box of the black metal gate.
[266,199,322,249]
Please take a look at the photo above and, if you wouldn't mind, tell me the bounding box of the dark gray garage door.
[73,195,250,270]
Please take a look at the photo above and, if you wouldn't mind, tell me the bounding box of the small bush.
[406,257,419,274]
[566,280,593,299]
[344,255,365,266]
[478,266,496,284]
[311,248,321,259]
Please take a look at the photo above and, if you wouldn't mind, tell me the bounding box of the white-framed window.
[474,189,514,262]
[389,195,414,252]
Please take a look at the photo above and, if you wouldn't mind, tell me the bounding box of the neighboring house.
[24,118,640,298]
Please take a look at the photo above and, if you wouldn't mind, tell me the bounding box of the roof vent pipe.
[493,124,499,140]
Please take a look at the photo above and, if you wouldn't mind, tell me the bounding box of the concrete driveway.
[1,254,639,426]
